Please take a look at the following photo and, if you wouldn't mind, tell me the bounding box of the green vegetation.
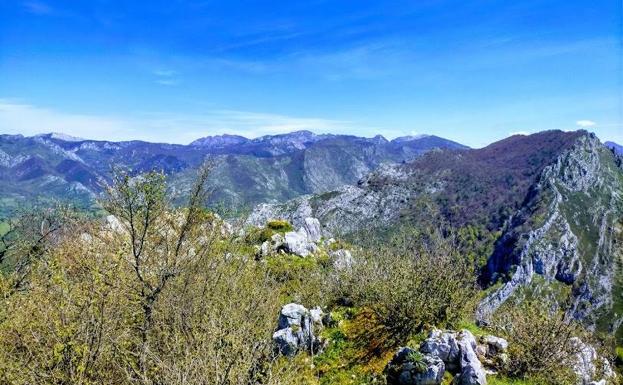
[487,376,547,385]
[488,300,586,385]
[266,219,294,233]
[0,159,618,385]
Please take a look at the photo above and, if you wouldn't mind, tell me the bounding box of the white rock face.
[284,230,317,257]
[302,217,322,242]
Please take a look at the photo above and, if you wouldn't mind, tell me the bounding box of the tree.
[101,164,213,381]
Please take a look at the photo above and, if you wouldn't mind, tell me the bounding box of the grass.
[312,307,392,385]
[456,320,486,337]
[488,376,544,385]
[0,221,9,236]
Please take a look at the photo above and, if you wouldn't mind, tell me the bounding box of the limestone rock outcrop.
[272,303,325,357]
[386,329,505,385]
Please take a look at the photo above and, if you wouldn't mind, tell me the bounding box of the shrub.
[488,300,585,385]
[266,219,294,233]
[406,351,428,373]
[339,227,477,356]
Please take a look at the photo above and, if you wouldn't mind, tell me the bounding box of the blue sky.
[0,0,621,147]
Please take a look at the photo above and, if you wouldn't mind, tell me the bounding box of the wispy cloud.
[153,69,181,86]
[576,119,596,127]
[22,1,53,15]
[0,100,364,144]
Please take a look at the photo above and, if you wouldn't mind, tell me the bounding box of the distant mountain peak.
[37,132,86,142]
[605,141,623,156]
[190,134,250,147]
[391,134,431,143]
[371,134,388,144]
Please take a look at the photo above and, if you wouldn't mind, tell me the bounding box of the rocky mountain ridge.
[247,130,623,341]
[478,133,623,340]
[0,131,466,215]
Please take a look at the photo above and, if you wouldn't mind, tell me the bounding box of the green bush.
[338,227,477,356]
[488,300,584,385]
[266,219,293,233]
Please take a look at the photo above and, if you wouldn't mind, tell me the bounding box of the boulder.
[260,241,271,258]
[301,217,322,242]
[385,347,445,385]
[477,335,509,369]
[454,331,487,385]
[420,329,460,371]
[273,303,324,357]
[481,336,508,352]
[310,306,324,324]
[284,230,317,257]
[419,329,487,385]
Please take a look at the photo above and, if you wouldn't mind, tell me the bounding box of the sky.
[0,0,621,148]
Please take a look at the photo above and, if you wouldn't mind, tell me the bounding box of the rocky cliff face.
[247,162,419,235]
[478,133,623,341]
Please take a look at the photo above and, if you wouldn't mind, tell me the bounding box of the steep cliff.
[478,133,623,341]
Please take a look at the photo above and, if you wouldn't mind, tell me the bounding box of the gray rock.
[105,215,125,233]
[272,303,324,357]
[260,241,271,258]
[301,217,322,242]
[569,338,616,385]
[481,335,508,352]
[272,328,299,357]
[220,221,233,237]
[271,232,284,245]
[284,230,318,257]
[454,331,487,385]
[309,306,324,324]
[477,335,509,369]
[386,347,445,385]
[420,329,460,371]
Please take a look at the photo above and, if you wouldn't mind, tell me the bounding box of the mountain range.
[0,131,466,215]
[2,128,623,344]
